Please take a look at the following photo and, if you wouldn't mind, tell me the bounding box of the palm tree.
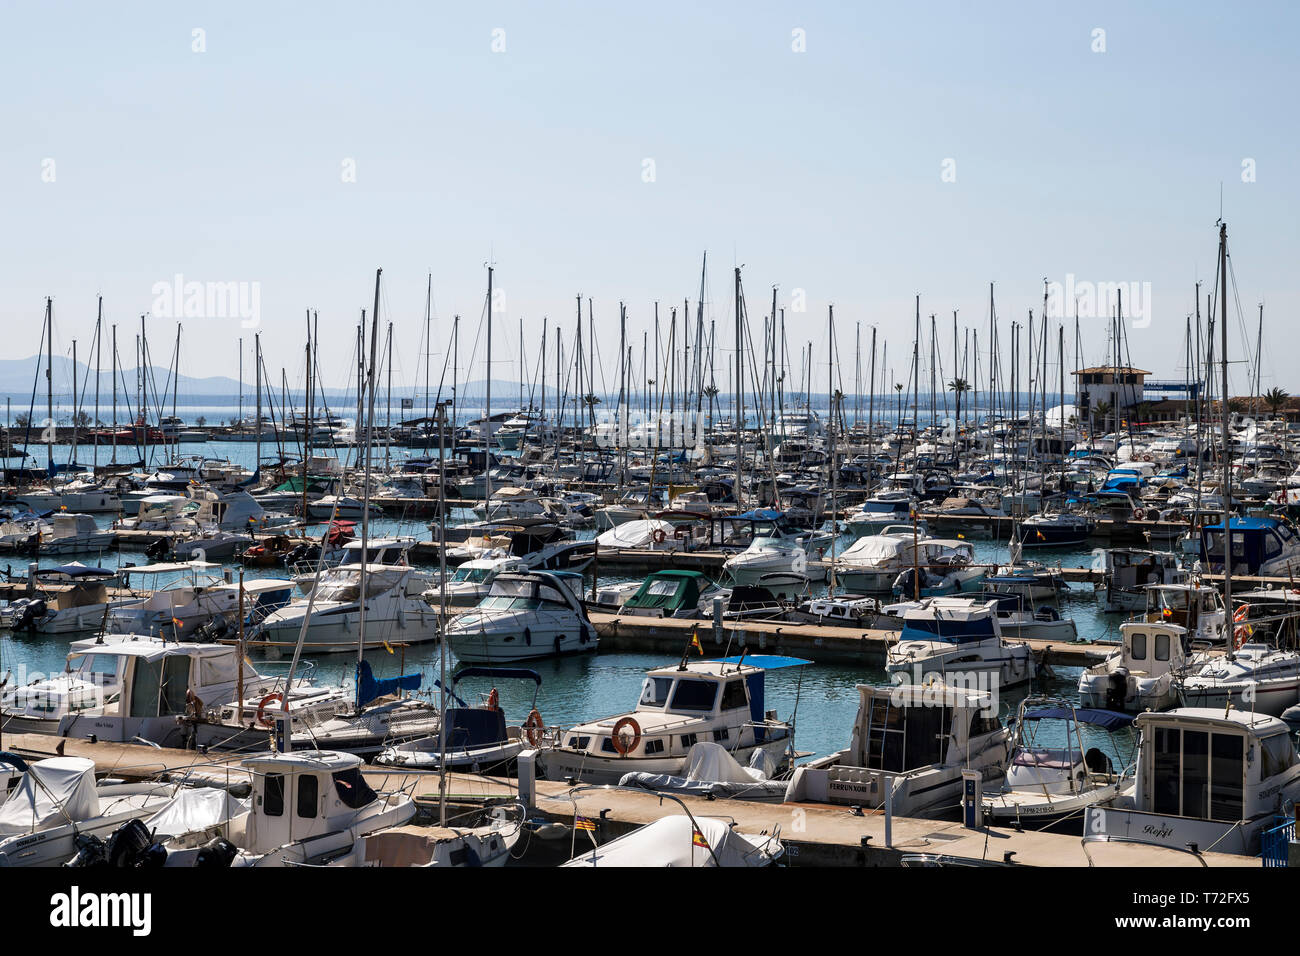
[703,384,719,429]
[1264,387,1290,418]
[947,378,970,426]
[1093,401,1113,434]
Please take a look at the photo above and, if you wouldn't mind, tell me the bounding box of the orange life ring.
[611,716,642,756]
[256,692,285,729]
[486,688,500,711]
[522,707,545,746]
[652,528,667,545]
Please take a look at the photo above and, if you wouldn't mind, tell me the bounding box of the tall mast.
[356,267,382,703]
[1218,221,1233,652]
[93,296,101,469]
[734,267,744,509]
[484,266,493,505]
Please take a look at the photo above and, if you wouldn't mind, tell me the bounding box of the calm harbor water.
[0,438,1130,762]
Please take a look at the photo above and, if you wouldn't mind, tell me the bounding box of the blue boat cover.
[711,654,811,669]
[1022,707,1133,731]
[356,659,421,708]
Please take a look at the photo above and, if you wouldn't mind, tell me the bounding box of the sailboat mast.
[1218,222,1233,650]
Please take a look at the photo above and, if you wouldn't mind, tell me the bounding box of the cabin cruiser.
[843,491,915,536]
[439,519,597,574]
[1181,624,1300,716]
[784,682,1012,818]
[375,667,548,773]
[617,570,727,619]
[1014,511,1092,548]
[1101,548,1187,613]
[541,655,802,784]
[0,756,175,867]
[1084,708,1300,856]
[1076,620,1205,713]
[26,512,116,555]
[889,539,985,598]
[12,478,121,514]
[595,517,681,551]
[106,561,263,638]
[832,528,921,593]
[422,556,530,609]
[1198,515,1300,578]
[982,700,1134,827]
[2,635,288,744]
[722,533,811,586]
[306,494,383,520]
[255,564,439,653]
[980,575,1078,641]
[445,571,596,663]
[884,596,1038,688]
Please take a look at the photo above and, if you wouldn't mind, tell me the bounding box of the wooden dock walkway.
[0,732,1251,867]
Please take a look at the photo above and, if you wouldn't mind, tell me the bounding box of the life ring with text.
[256,692,285,729]
[652,528,668,545]
[611,716,642,756]
[523,708,545,746]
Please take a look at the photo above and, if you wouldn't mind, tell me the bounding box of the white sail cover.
[144,787,249,839]
[597,519,676,550]
[0,756,99,837]
[562,815,781,867]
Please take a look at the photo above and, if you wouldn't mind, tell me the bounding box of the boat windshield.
[638,676,673,708]
[669,678,718,713]
[453,566,493,584]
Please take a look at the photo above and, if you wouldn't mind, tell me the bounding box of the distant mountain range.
[0,356,536,404]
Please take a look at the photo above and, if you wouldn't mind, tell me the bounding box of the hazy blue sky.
[1,1,1295,398]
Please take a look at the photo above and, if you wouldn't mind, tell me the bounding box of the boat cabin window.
[536,584,568,606]
[670,679,718,712]
[453,566,492,584]
[1261,733,1298,779]
[639,676,673,708]
[1154,633,1171,661]
[480,578,542,611]
[863,696,952,772]
[332,767,377,809]
[71,653,120,679]
[720,679,749,712]
[1128,633,1147,662]
[969,713,1001,738]
[1151,727,1243,822]
[264,773,285,817]
[296,774,318,818]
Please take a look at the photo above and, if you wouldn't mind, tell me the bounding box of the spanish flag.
[692,825,711,849]
[172,617,183,630]
[1035,530,1045,541]
[690,630,703,656]
[383,640,394,654]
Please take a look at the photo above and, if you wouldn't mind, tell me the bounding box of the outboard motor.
[194,836,238,868]
[65,832,109,868]
[14,599,46,631]
[1105,667,1129,712]
[145,538,170,561]
[106,818,155,867]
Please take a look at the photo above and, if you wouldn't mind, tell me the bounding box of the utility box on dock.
[961,769,981,829]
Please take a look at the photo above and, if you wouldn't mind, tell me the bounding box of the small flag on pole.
[692,825,710,849]
[383,641,394,654]
[690,630,703,655]
[574,816,596,832]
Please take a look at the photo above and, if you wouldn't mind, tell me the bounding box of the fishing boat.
[540,655,803,784]
[784,682,1012,818]
[1076,619,1204,713]
[1100,548,1187,613]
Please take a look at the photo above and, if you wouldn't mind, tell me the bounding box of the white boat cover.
[562,814,780,867]
[617,742,786,801]
[839,535,907,563]
[0,757,99,837]
[145,787,249,839]
[597,519,676,550]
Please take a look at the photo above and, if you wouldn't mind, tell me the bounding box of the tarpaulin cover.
[0,756,99,837]
[357,659,421,708]
[561,814,780,867]
[1022,707,1134,731]
[596,519,675,550]
[145,787,249,838]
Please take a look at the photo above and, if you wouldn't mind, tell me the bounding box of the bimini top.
[711,654,811,670]
[1022,707,1133,732]
[1202,516,1285,532]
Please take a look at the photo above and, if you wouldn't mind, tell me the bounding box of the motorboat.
[1076,619,1206,713]
[1100,548,1187,613]
[617,570,726,619]
[843,491,915,536]
[980,574,1078,641]
[445,570,597,663]
[784,682,1012,818]
[541,655,803,784]
[1198,515,1300,578]
[884,596,1038,689]
[889,539,986,598]
[1014,512,1092,548]
[422,556,530,609]
[254,564,440,653]
[375,667,549,773]
[1085,707,1300,856]
[982,699,1135,828]
[0,756,175,867]
[832,529,921,593]
[26,512,116,555]
[0,564,126,634]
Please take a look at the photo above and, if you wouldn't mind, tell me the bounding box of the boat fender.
[523,626,531,646]
[554,635,563,655]
[487,688,500,710]
[579,624,590,644]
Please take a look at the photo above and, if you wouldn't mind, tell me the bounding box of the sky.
[0,1,1296,400]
